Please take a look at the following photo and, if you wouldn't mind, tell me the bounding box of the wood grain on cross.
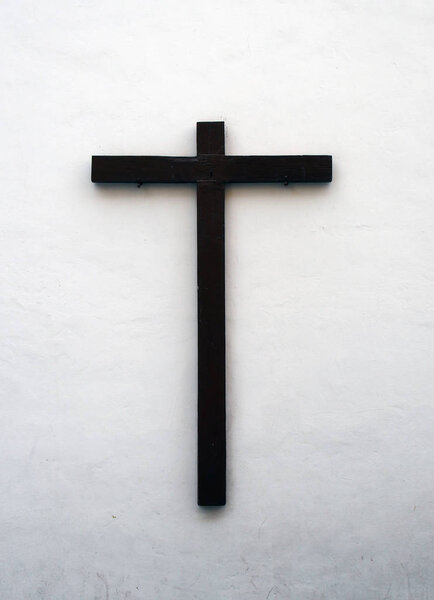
[92,121,332,506]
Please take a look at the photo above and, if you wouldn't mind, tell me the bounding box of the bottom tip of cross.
[198,499,226,507]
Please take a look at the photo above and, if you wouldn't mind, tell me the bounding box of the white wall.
[1,1,434,598]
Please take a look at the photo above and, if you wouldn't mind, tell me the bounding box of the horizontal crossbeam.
[92,155,332,184]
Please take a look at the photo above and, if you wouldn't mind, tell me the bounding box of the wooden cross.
[92,121,332,506]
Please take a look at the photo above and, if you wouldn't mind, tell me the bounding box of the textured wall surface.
[1,1,434,598]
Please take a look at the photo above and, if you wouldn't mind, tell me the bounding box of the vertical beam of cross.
[196,123,226,505]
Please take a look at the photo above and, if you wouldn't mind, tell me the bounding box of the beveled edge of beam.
[196,120,225,126]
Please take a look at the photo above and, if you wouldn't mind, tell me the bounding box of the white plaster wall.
[1,1,434,598]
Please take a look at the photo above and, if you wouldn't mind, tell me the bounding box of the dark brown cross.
[92,121,332,506]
